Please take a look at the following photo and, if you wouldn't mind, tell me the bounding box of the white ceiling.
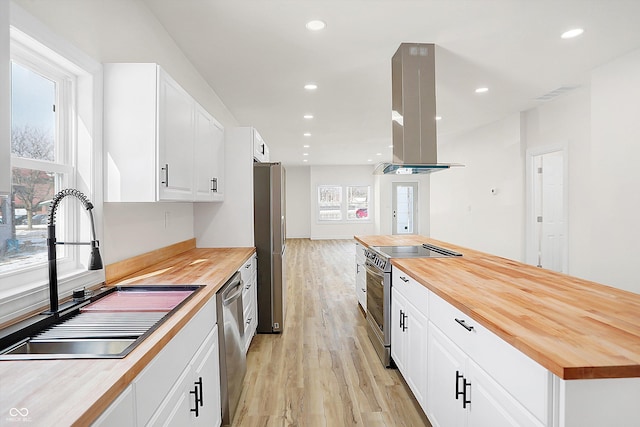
[143,0,640,166]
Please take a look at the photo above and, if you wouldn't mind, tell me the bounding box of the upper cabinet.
[194,104,224,202]
[104,63,224,202]
[252,130,270,163]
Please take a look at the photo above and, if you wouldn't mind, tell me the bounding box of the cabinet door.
[194,106,224,202]
[427,323,467,427]
[391,288,408,374]
[466,359,544,427]
[193,326,222,426]
[158,69,195,201]
[406,303,429,411]
[253,130,268,162]
[355,244,366,310]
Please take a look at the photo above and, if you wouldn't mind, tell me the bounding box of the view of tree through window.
[0,61,58,273]
[318,185,342,221]
[347,186,369,220]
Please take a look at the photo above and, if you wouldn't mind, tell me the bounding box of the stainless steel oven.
[364,248,393,367]
[364,244,462,368]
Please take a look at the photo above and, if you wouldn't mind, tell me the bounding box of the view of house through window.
[317,185,370,222]
[0,60,65,274]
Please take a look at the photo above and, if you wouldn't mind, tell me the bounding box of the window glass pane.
[318,185,342,221]
[347,186,369,220]
[11,61,56,161]
[0,168,59,274]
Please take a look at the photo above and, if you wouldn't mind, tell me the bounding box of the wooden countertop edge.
[355,235,640,380]
[76,245,255,425]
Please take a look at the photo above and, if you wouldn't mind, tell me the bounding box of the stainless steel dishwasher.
[216,271,247,426]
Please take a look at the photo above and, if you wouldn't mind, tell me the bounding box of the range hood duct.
[375,43,462,175]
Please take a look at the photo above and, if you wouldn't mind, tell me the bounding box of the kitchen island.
[0,239,254,426]
[356,235,640,426]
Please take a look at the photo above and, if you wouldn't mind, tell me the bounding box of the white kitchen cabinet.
[241,254,258,353]
[105,63,224,202]
[92,384,135,427]
[390,270,429,413]
[426,288,548,427]
[355,243,366,311]
[147,326,221,427]
[252,130,270,162]
[194,104,224,202]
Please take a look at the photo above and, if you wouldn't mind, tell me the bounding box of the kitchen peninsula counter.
[0,239,254,426]
[355,235,640,380]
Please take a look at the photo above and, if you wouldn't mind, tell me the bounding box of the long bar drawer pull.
[455,318,474,332]
[399,276,409,283]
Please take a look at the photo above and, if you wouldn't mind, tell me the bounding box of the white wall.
[522,88,592,281]
[587,49,640,293]
[433,49,640,294]
[431,114,525,260]
[285,166,311,238]
[14,0,239,263]
[309,165,376,239]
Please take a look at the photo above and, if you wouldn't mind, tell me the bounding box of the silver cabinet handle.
[399,276,409,283]
[211,177,218,192]
[161,163,169,187]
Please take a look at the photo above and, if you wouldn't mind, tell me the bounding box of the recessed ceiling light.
[304,132,311,137]
[376,153,382,156]
[303,159,308,162]
[303,153,309,156]
[304,83,318,90]
[304,114,314,119]
[367,159,372,162]
[561,28,584,39]
[435,116,442,121]
[475,87,489,94]
[388,145,393,148]
[306,20,326,31]
[303,144,310,148]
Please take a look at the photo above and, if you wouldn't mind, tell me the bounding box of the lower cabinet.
[390,286,428,412]
[148,326,221,426]
[427,324,544,427]
[355,243,366,312]
[92,297,221,427]
[241,254,258,353]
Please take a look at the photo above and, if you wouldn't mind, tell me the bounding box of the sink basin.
[0,285,203,360]
[2,338,137,359]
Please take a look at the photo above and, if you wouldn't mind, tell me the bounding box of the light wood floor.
[233,239,431,427]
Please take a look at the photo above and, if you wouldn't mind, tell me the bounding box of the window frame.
[316,184,372,223]
[0,6,103,324]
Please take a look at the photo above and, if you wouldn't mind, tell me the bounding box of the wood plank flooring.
[233,239,431,427]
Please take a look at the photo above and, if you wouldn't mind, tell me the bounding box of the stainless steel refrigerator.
[253,162,286,333]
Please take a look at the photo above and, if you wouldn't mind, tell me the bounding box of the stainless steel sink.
[2,338,137,359]
[0,285,203,360]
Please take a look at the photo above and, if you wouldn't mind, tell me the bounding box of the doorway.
[392,182,418,235]
[526,148,567,272]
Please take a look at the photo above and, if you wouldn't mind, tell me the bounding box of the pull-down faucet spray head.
[46,189,103,314]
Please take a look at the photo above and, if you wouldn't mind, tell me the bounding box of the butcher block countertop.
[355,235,640,380]
[0,239,254,426]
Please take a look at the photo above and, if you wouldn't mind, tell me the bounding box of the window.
[0,15,102,320]
[347,186,369,220]
[318,185,342,221]
[317,185,371,222]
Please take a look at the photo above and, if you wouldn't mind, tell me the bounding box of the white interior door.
[392,182,418,235]
[532,150,566,272]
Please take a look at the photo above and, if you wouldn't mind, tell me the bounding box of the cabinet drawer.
[355,243,365,262]
[240,255,256,287]
[135,298,216,426]
[429,291,549,423]
[392,267,428,315]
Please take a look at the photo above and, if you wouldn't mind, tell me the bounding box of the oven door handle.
[364,262,384,279]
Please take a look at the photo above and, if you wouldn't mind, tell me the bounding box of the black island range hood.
[374,43,463,175]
